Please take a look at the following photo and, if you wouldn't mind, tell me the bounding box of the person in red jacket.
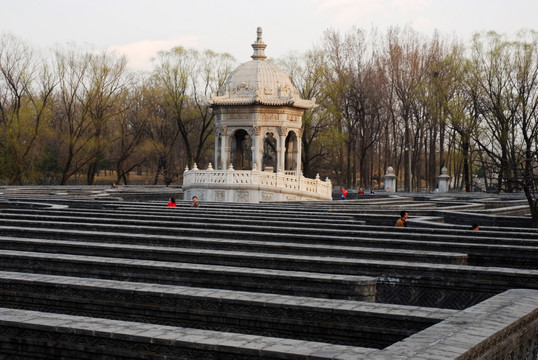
[340,187,348,200]
[167,197,177,207]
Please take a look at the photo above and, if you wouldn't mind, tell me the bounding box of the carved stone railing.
[183,164,332,201]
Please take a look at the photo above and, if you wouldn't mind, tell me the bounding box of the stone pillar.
[214,132,219,170]
[252,126,262,171]
[295,129,302,175]
[278,127,286,173]
[383,166,396,192]
[222,145,230,170]
[437,167,451,192]
[220,126,228,170]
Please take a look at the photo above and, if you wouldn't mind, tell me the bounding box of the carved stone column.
[251,126,262,171]
[221,126,228,170]
[214,130,220,170]
[278,126,287,173]
[295,129,303,175]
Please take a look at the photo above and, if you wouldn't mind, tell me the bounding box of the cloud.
[311,0,430,27]
[391,0,430,12]
[409,16,432,31]
[107,35,201,71]
[312,0,386,24]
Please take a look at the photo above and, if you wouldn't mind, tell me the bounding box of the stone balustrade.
[183,165,332,202]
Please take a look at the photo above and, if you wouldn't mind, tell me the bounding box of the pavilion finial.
[251,26,267,60]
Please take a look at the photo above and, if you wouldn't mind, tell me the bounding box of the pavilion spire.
[251,27,267,60]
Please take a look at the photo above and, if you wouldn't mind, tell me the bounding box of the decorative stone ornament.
[437,167,451,192]
[384,166,397,192]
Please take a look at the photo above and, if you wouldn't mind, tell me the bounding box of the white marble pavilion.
[182,28,332,203]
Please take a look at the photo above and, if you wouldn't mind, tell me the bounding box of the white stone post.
[437,167,451,192]
[383,166,397,192]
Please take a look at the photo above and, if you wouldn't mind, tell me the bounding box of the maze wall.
[0,186,537,359]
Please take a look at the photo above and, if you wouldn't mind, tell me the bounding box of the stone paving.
[0,187,537,359]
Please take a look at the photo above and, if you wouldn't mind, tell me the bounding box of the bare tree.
[277,49,333,178]
[470,32,520,192]
[382,26,427,191]
[53,46,94,184]
[322,28,382,188]
[512,30,538,226]
[191,49,235,166]
[152,47,234,171]
[0,34,56,184]
[83,51,130,184]
[424,40,478,192]
[109,76,155,185]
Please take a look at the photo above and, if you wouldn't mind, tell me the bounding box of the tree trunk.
[462,136,471,192]
[86,161,97,185]
[523,186,538,228]
[346,139,351,187]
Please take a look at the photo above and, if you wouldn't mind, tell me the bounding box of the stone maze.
[0,186,537,359]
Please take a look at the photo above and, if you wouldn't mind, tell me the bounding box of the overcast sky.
[1,0,536,71]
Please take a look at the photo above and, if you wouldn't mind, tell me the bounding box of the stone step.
[0,271,455,349]
[0,250,376,301]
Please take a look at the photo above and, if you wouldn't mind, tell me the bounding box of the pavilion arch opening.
[231,129,252,170]
[263,132,277,172]
[285,131,298,173]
